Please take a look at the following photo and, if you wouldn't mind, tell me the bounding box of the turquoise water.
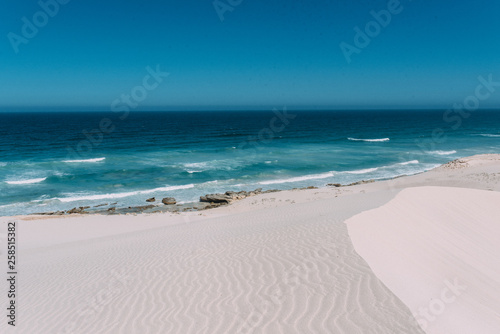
[1,110,499,216]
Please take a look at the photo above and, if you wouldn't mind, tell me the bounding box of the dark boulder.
[162,197,176,205]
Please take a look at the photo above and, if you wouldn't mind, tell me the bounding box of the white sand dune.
[347,186,500,334]
[1,154,499,333]
[1,191,424,333]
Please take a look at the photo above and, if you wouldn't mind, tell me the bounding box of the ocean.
[1,109,499,216]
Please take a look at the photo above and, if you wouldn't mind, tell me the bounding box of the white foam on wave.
[183,162,208,169]
[339,161,419,175]
[5,177,47,185]
[63,157,106,163]
[343,167,379,174]
[348,137,390,142]
[56,184,195,202]
[259,172,335,185]
[478,134,500,138]
[430,150,457,156]
[397,160,420,165]
[0,162,6,167]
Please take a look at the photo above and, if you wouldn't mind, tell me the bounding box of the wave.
[340,160,419,175]
[5,177,47,185]
[0,162,6,167]
[348,137,390,142]
[430,150,457,156]
[63,157,106,163]
[398,160,419,165]
[183,162,208,169]
[478,134,500,138]
[258,159,422,185]
[343,167,379,174]
[56,184,195,202]
[259,172,335,185]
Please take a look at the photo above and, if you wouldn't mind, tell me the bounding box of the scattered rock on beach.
[162,197,176,205]
[200,188,280,204]
[200,194,232,204]
[327,180,374,187]
[146,197,155,202]
[347,180,375,186]
[67,207,82,214]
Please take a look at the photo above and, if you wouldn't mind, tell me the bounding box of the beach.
[1,154,499,333]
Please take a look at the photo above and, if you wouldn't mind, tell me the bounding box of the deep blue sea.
[1,110,499,216]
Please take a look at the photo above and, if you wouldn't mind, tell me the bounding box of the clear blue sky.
[1,0,499,110]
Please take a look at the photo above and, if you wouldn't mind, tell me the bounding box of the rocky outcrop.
[162,197,176,205]
[67,206,90,214]
[199,188,279,204]
[327,180,374,187]
[146,197,155,202]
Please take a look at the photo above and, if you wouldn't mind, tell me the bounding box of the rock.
[107,207,116,212]
[136,205,155,211]
[146,197,155,202]
[162,197,176,205]
[200,194,233,204]
[347,179,375,186]
[67,207,82,214]
[262,189,280,194]
[94,203,108,208]
[201,188,273,204]
[302,186,318,189]
[80,206,90,210]
[327,183,342,187]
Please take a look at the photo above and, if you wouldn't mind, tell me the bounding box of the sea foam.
[56,184,195,202]
[478,134,500,138]
[259,172,335,185]
[63,157,106,163]
[6,177,47,185]
[430,150,457,156]
[348,137,390,142]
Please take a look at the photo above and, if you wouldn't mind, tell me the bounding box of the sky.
[1,0,500,111]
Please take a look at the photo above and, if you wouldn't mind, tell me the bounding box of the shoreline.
[2,154,499,333]
[17,171,415,218]
[6,154,499,221]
